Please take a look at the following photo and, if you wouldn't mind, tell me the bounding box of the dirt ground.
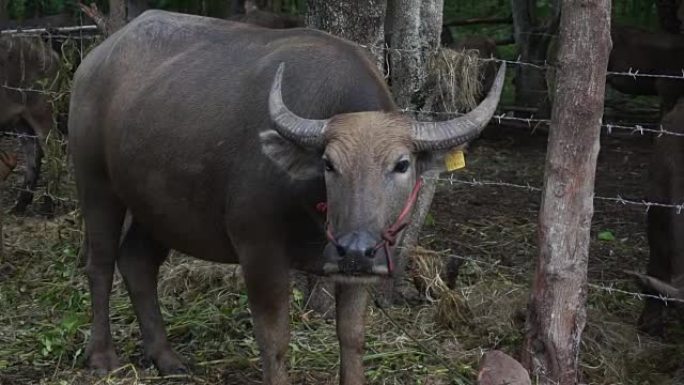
[0,118,682,385]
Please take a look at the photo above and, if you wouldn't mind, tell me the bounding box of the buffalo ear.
[260,130,323,180]
[416,143,469,176]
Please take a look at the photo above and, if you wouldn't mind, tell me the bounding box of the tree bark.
[0,0,8,21]
[521,0,611,383]
[306,0,387,69]
[510,0,560,117]
[108,0,127,33]
[382,0,443,305]
[301,0,388,316]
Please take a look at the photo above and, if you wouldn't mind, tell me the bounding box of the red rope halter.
[316,177,424,274]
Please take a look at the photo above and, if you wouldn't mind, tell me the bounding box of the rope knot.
[315,202,328,213]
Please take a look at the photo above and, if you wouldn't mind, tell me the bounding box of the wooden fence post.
[521,0,611,384]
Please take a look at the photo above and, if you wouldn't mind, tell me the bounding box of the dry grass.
[424,47,485,114]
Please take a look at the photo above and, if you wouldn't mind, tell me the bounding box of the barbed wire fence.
[1,23,683,307]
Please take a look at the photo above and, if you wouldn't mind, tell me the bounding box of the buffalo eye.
[393,159,410,174]
[323,158,336,173]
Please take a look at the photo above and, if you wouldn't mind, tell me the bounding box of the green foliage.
[598,230,616,241]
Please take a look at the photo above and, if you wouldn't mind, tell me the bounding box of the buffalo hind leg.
[336,283,368,385]
[117,221,186,375]
[12,128,43,214]
[639,207,670,336]
[82,191,126,374]
[241,252,290,385]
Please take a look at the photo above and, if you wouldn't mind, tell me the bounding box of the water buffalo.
[608,25,684,113]
[634,97,684,336]
[68,10,505,383]
[0,34,59,212]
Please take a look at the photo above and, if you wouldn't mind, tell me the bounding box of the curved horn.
[411,62,506,151]
[269,62,328,148]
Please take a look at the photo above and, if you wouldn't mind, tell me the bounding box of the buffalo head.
[261,62,505,279]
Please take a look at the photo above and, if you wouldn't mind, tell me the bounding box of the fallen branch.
[444,16,512,27]
[78,2,109,35]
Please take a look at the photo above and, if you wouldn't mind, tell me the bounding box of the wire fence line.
[402,108,684,137]
[6,173,680,215]
[2,24,682,81]
[427,175,684,214]
[0,91,678,143]
[359,41,684,81]
[0,24,99,36]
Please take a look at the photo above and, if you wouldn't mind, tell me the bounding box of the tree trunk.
[301,0,388,317]
[306,0,387,69]
[108,0,127,33]
[231,0,246,15]
[382,0,444,305]
[126,0,149,21]
[0,0,8,21]
[510,0,560,117]
[521,0,611,383]
[655,0,681,34]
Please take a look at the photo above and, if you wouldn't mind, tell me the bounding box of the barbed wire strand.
[427,175,684,214]
[403,109,684,137]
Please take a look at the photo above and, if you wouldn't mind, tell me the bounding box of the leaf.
[598,230,615,241]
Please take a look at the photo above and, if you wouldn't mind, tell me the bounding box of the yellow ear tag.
[444,150,466,171]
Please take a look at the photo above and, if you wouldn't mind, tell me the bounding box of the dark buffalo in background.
[608,25,684,114]
[0,34,60,213]
[632,96,684,336]
[68,10,504,383]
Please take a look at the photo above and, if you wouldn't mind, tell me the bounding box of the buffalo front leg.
[117,221,186,375]
[241,256,291,385]
[336,283,369,385]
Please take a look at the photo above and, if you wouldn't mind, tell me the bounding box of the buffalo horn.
[268,62,328,148]
[411,62,506,151]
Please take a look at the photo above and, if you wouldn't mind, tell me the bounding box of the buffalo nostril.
[363,247,376,258]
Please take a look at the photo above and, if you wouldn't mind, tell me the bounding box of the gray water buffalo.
[633,97,684,336]
[0,34,59,212]
[608,25,684,113]
[68,10,505,383]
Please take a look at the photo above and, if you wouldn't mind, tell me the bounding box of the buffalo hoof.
[151,348,188,376]
[87,347,121,375]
